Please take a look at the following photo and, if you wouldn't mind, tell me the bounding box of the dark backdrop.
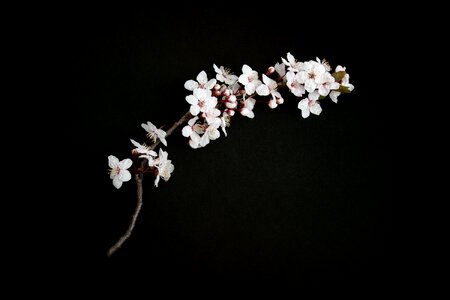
[68,7,392,285]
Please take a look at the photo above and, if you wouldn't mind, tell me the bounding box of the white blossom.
[297,61,326,93]
[141,121,167,146]
[274,62,286,78]
[185,89,218,116]
[238,64,261,95]
[281,52,303,72]
[184,71,217,91]
[130,139,157,166]
[318,72,340,96]
[199,120,221,147]
[286,71,305,97]
[154,149,174,187]
[108,155,132,189]
[256,74,284,107]
[297,91,322,118]
[213,64,238,85]
[182,116,204,149]
[240,97,256,118]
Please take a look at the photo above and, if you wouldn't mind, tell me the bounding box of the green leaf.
[339,85,351,93]
[332,71,346,82]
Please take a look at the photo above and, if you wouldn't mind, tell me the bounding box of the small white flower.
[185,89,217,116]
[256,74,284,106]
[238,64,261,95]
[199,121,221,147]
[297,91,322,118]
[141,121,167,146]
[317,72,340,97]
[274,62,286,78]
[130,139,157,166]
[335,65,355,91]
[154,149,174,187]
[184,71,217,91]
[240,97,256,118]
[213,64,238,85]
[182,116,204,149]
[297,61,326,93]
[108,155,132,189]
[281,52,303,72]
[286,71,305,97]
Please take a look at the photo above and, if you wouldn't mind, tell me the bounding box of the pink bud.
[268,100,278,109]
[228,95,237,102]
[239,89,246,95]
[225,109,235,116]
[213,90,221,97]
[223,89,231,97]
[240,108,249,116]
[277,98,284,104]
[267,66,275,75]
[213,84,221,90]
[226,101,237,109]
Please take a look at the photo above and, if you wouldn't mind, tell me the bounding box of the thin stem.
[107,110,192,256]
[107,173,143,257]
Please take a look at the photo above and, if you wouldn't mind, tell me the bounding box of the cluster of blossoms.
[108,52,353,189]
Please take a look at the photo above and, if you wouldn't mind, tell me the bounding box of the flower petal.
[108,155,119,168]
[190,105,200,116]
[185,95,198,105]
[119,169,132,182]
[256,85,270,96]
[184,80,198,91]
[242,64,252,74]
[310,102,322,116]
[119,158,132,170]
[113,176,123,189]
[197,71,207,84]
[182,126,192,137]
[329,91,340,103]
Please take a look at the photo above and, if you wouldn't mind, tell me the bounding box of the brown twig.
[107,110,192,256]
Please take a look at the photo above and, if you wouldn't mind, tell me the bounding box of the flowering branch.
[107,52,355,256]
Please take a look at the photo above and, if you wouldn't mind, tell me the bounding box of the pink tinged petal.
[160,137,167,146]
[245,84,256,95]
[240,107,249,116]
[281,57,289,66]
[197,71,207,84]
[330,82,340,90]
[191,131,200,144]
[305,81,317,93]
[296,71,307,84]
[213,64,221,74]
[194,88,210,99]
[262,74,270,86]
[275,62,285,76]
[310,102,322,116]
[108,155,119,168]
[188,116,199,126]
[286,71,295,82]
[189,138,199,149]
[247,110,255,118]
[119,158,132,170]
[190,105,200,116]
[268,99,278,109]
[256,85,270,96]
[301,108,310,118]
[238,74,249,85]
[186,95,198,105]
[298,99,309,110]
[318,85,329,96]
[329,91,340,103]
[287,52,295,64]
[118,169,132,182]
[182,126,192,137]
[216,74,225,82]
[309,91,320,101]
[242,64,252,74]
[205,79,217,90]
[246,98,256,110]
[184,80,198,91]
[200,134,210,147]
[113,177,123,189]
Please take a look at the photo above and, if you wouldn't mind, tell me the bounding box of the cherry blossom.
[238,64,261,95]
[185,89,217,116]
[130,139,157,166]
[240,97,256,118]
[281,52,303,72]
[297,60,326,93]
[141,121,167,146]
[297,91,322,118]
[286,71,305,97]
[154,149,174,187]
[108,155,132,189]
[184,70,217,91]
[318,72,340,97]
[213,64,238,85]
[182,116,204,149]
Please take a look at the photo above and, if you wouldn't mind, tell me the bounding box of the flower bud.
[225,109,235,116]
[228,95,237,102]
[223,89,231,97]
[267,66,275,75]
[240,108,249,116]
[226,101,237,109]
[277,98,284,104]
[213,90,221,97]
[268,99,278,109]
[213,84,221,90]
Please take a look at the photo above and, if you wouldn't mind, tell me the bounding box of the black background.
[68,7,392,285]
